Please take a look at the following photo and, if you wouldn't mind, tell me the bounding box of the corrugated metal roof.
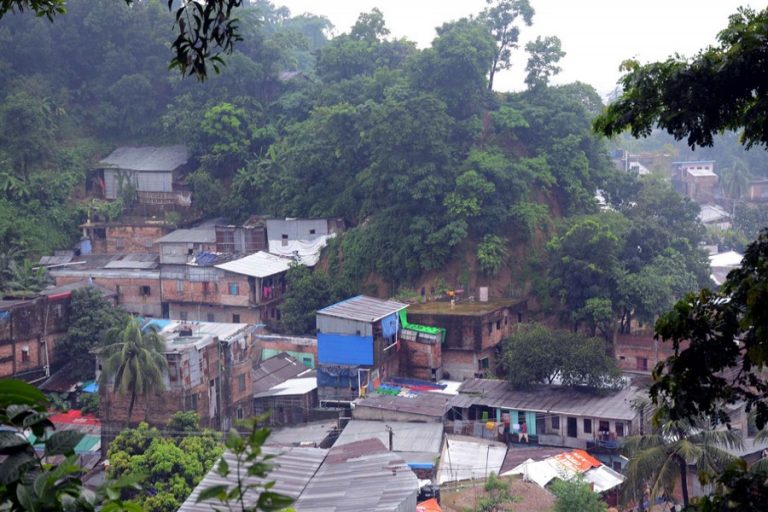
[354,392,455,419]
[317,295,408,323]
[40,281,116,298]
[215,251,293,278]
[437,435,507,484]
[254,377,317,399]
[266,421,336,448]
[295,451,418,512]
[454,379,641,421]
[99,145,189,172]
[179,447,328,512]
[156,228,216,244]
[253,353,309,394]
[336,420,443,456]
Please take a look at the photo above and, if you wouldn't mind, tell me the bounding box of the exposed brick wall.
[161,274,252,308]
[441,350,477,381]
[168,303,262,324]
[102,225,170,254]
[0,297,69,380]
[400,338,441,381]
[53,275,162,317]
[614,333,686,373]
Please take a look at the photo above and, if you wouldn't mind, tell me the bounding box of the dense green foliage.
[56,288,129,380]
[279,264,351,334]
[550,478,607,512]
[500,323,621,390]
[545,175,707,337]
[107,418,223,512]
[0,379,143,511]
[0,0,625,293]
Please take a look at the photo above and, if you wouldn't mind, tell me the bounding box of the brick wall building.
[99,321,258,443]
[80,220,171,254]
[406,299,527,381]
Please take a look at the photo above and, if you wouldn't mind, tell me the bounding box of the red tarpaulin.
[49,409,100,426]
[416,499,442,512]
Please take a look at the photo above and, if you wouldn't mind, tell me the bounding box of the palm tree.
[2,259,49,297]
[720,159,750,218]
[99,318,167,425]
[621,413,742,509]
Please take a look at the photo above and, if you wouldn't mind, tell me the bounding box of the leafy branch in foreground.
[0,379,143,511]
[197,416,294,512]
[0,0,246,80]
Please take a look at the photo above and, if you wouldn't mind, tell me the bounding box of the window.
[496,320,501,330]
[309,229,316,235]
[207,313,215,322]
[479,357,490,370]
[551,416,560,430]
[185,393,198,411]
[599,420,610,433]
[636,357,648,371]
[517,312,523,323]
[281,234,288,246]
[238,374,246,392]
[616,422,625,437]
[115,237,124,250]
[139,285,151,296]
[303,357,312,367]
[180,311,188,321]
[176,280,184,293]
[583,418,592,434]
[21,346,30,363]
[504,316,508,325]
[229,282,239,295]
[202,281,210,294]
[236,407,244,419]
[487,323,492,335]
[144,239,153,249]
[232,314,240,323]
[115,285,122,296]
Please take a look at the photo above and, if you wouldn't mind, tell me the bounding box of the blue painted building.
[316,296,408,402]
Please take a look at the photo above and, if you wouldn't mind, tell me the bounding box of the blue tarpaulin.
[318,333,373,365]
[381,313,399,340]
[82,381,98,393]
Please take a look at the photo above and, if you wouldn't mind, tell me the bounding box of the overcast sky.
[276,0,754,95]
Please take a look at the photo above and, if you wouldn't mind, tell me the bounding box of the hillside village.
[0,141,765,511]
[2,1,768,511]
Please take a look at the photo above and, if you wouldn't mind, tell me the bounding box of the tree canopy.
[500,323,622,390]
[594,6,768,149]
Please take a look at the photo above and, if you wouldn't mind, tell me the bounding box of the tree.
[56,287,129,380]
[476,234,507,276]
[2,259,49,297]
[594,7,768,149]
[524,35,565,89]
[350,8,389,42]
[501,323,621,390]
[550,478,607,512]
[720,158,750,218]
[481,0,534,91]
[99,318,167,424]
[652,230,768,429]
[279,264,350,335]
[621,413,741,509]
[107,420,222,511]
[0,0,247,80]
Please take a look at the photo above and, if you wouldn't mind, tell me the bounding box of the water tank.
[79,238,92,255]
[479,287,489,302]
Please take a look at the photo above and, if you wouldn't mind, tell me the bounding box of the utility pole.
[385,424,393,451]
